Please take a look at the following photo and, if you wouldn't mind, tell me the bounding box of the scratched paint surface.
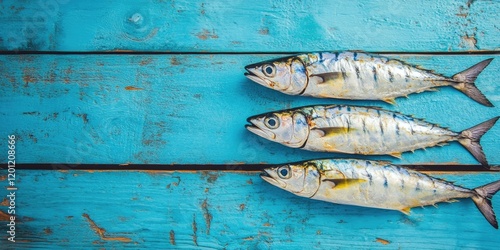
[0,170,499,249]
[0,0,498,52]
[0,54,498,165]
[1,0,500,249]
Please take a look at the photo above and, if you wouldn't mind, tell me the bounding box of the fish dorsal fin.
[311,127,354,137]
[309,72,343,84]
[400,207,411,215]
[323,178,366,189]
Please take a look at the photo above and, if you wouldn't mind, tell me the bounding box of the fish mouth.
[260,169,286,188]
[245,117,276,140]
[244,68,269,87]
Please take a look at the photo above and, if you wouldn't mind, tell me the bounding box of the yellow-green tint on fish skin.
[246,105,497,165]
[261,159,500,228]
[245,52,494,106]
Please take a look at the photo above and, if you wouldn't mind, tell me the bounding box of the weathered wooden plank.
[0,54,499,165]
[0,170,499,249]
[0,0,498,52]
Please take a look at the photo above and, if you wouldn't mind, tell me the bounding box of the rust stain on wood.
[170,57,181,65]
[44,227,53,235]
[0,211,10,221]
[196,29,218,40]
[169,230,176,245]
[112,49,135,53]
[460,34,478,50]
[202,171,219,183]
[192,215,198,246]
[263,222,271,227]
[138,170,167,175]
[82,213,132,243]
[239,204,246,211]
[125,86,144,91]
[259,27,269,35]
[1,198,9,206]
[201,198,212,235]
[246,178,253,185]
[0,175,6,181]
[23,67,37,84]
[376,237,391,245]
[139,57,153,66]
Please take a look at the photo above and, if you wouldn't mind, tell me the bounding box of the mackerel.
[245,52,494,106]
[246,105,498,166]
[261,158,500,228]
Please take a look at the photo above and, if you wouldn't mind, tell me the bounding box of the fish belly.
[303,106,458,155]
[313,159,472,211]
[302,52,448,100]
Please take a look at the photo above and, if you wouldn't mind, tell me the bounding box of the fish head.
[246,110,309,148]
[261,162,320,198]
[245,56,307,95]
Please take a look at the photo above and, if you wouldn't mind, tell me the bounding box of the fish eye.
[264,115,280,129]
[262,64,276,77]
[278,165,291,179]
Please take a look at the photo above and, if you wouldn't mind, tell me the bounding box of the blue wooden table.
[1,0,499,249]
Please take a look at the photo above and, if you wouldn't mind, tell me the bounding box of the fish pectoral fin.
[399,207,411,215]
[309,72,343,84]
[388,152,402,159]
[311,127,353,137]
[322,178,367,189]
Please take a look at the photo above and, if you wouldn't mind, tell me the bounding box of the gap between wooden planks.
[1,51,500,55]
[9,163,500,172]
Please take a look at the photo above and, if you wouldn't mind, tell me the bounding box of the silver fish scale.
[300,105,458,155]
[299,52,448,100]
[313,159,471,210]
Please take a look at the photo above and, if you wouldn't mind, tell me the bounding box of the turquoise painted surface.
[1,0,500,249]
[0,0,498,52]
[0,54,499,165]
[0,170,500,249]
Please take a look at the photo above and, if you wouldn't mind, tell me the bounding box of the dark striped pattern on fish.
[246,105,498,166]
[261,159,500,228]
[245,52,494,106]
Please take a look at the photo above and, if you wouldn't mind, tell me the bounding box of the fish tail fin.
[450,58,494,107]
[472,179,500,229]
[458,116,499,166]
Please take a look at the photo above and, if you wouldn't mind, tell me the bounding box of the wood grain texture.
[0,170,499,249]
[1,54,499,165]
[0,0,498,52]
